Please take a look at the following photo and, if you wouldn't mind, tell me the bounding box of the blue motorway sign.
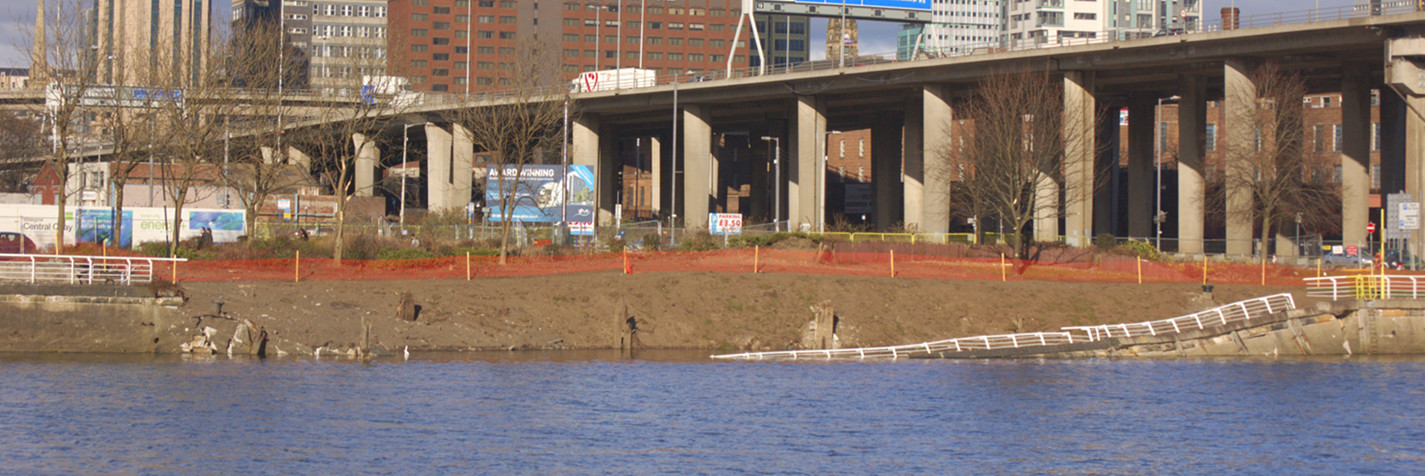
[484,165,595,224]
[780,0,931,12]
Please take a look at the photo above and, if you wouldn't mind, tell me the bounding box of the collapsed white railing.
[712,293,1296,361]
[0,254,186,286]
[1063,293,1295,342]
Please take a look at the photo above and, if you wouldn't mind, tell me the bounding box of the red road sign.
[1367,222,1377,234]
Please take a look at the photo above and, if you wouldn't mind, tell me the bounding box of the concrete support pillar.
[1178,75,1208,255]
[450,124,474,209]
[872,116,903,230]
[1381,87,1407,195]
[1127,94,1155,239]
[572,115,600,225]
[790,96,826,231]
[260,146,276,165]
[1063,71,1097,247]
[352,133,378,198]
[425,124,452,212]
[649,136,663,216]
[683,105,714,229]
[287,147,311,171]
[1223,59,1256,256]
[749,135,768,220]
[908,85,953,233]
[598,126,619,225]
[1342,68,1372,249]
[1033,173,1059,242]
[1407,96,1425,266]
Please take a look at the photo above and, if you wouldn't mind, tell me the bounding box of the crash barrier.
[1305,274,1425,301]
[0,253,186,285]
[712,293,1296,361]
[163,245,1313,285]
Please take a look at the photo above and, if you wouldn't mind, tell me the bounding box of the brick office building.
[388,0,773,94]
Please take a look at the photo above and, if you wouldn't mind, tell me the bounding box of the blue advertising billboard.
[484,165,595,225]
[78,209,132,248]
[784,0,930,11]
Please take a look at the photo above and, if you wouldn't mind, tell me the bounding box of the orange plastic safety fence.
[132,247,1317,287]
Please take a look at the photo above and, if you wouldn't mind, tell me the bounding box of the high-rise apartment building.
[388,0,759,94]
[232,0,390,94]
[1005,0,1200,49]
[826,18,858,63]
[922,0,1003,56]
[752,14,811,69]
[50,0,215,85]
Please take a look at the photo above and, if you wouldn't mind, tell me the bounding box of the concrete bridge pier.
[682,105,713,229]
[1178,74,1208,255]
[1342,67,1373,250]
[1223,58,1257,256]
[425,124,452,211]
[450,124,474,210]
[572,115,602,225]
[905,84,952,234]
[872,114,903,230]
[352,133,379,197]
[1127,93,1155,240]
[791,96,827,231]
[1034,173,1059,243]
[1064,71,1097,247]
[288,147,311,172]
[599,123,619,225]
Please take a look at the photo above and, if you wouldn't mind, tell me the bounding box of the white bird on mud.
[314,346,323,358]
[403,346,410,361]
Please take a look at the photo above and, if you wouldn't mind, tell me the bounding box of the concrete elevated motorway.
[13,9,1425,258]
[422,9,1415,257]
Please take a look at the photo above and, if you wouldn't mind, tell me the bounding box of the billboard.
[0,205,246,251]
[484,165,595,224]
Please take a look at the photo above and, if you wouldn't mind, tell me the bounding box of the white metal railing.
[712,293,1296,361]
[1063,293,1295,342]
[0,254,186,285]
[1305,274,1425,300]
[710,331,1079,361]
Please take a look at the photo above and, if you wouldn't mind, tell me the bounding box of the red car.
[0,232,38,254]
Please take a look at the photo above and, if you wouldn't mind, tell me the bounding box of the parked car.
[1322,252,1371,268]
[0,232,38,254]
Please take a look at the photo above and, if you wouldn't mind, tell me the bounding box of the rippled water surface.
[2,352,1423,473]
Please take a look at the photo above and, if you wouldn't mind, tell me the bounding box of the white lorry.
[361,75,423,108]
[569,68,657,93]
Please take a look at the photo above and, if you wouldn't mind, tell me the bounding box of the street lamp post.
[1155,94,1180,251]
[820,130,841,232]
[760,136,781,231]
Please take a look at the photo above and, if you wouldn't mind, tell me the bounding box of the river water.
[1,351,1422,473]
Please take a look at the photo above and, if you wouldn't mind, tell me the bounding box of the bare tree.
[223,18,311,235]
[942,70,1090,259]
[286,32,406,262]
[1218,62,1339,260]
[147,30,245,256]
[23,0,105,252]
[446,38,569,264]
[0,112,44,192]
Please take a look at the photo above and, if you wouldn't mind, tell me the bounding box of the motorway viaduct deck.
[487,11,1425,257]
[11,12,1425,256]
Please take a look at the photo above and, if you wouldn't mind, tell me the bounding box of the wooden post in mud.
[294,250,300,283]
[618,301,637,353]
[172,260,178,283]
[466,252,471,280]
[754,246,759,273]
[890,249,896,278]
[1137,258,1142,284]
[1202,255,1208,285]
[811,301,836,349]
[1000,253,1007,282]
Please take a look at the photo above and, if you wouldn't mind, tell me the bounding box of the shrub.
[605,236,626,253]
[377,248,437,260]
[1115,240,1159,260]
[1094,233,1118,250]
[639,232,663,251]
[676,231,720,251]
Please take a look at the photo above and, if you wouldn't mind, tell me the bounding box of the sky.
[0,0,1360,68]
